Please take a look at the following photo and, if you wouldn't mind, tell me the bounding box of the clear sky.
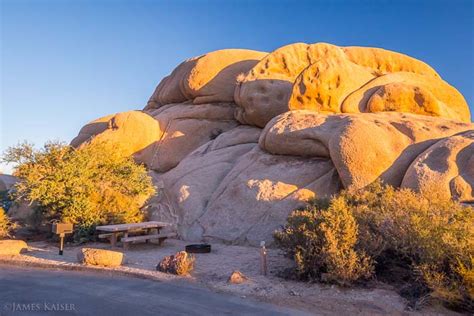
[1,0,473,173]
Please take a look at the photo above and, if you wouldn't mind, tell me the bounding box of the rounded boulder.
[77,248,124,267]
[0,240,28,256]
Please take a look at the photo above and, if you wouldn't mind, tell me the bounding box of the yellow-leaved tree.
[3,141,155,240]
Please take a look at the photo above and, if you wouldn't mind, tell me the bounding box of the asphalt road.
[0,267,310,316]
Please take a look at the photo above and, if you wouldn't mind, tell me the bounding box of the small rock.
[289,290,301,296]
[228,270,248,284]
[77,248,124,267]
[0,239,28,255]
[157,251,194,275]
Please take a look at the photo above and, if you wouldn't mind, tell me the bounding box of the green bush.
[2,141,156,241]
[275,181,473,311]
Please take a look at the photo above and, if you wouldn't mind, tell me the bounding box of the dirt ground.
[2,239,459,316]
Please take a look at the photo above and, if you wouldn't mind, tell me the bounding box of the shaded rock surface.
[402,130,474,203]
[146,126,341,245]
[144,102,239,172]
[7,201,35,221]
[0,174,17,192]
[72,42,473,245]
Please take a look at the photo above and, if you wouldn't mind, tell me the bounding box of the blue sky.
[1,0,473,173]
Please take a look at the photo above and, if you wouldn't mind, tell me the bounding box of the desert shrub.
[0,207,12,239]
[275,181,473,311]
[274,196,374,285]
[2,141,156,241]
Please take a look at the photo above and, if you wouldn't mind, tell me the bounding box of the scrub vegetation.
[275,181,474,312]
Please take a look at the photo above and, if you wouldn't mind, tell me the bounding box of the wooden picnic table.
[96,221,172,248]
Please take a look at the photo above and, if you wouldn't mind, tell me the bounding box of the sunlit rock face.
[72,43,473,245]
[235,42,469,127]
[71,103,239,172]
[145,49,267,109]
[260,111,473,189]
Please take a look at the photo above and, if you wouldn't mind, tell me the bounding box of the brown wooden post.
[123,232,129,250]
[158,237,166,246]
[110,233,117,248]
[59,233,65,255]
[145,228,151,243]
[260,241,267,276]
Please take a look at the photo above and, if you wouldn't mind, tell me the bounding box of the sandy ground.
[0,239,459,315]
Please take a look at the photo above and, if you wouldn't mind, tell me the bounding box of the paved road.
[0,267,310,316]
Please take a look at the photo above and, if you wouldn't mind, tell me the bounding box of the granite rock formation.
[72,43,473,245]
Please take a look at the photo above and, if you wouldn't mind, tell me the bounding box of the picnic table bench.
[96,221,175,249]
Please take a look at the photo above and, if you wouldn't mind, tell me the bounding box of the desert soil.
[0,239,459,315]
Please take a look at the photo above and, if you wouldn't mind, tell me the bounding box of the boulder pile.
[71,43,473,245]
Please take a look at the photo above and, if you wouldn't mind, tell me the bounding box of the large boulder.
[235,42,469,127]
[261,111,473,189]
[72,103,239,172]
[339,72,469,121]
[148,125,341,245]
[77,248,124,267]
[70,111,160,162]
[147,126,262,239]
[198,147,341,245]
[235,43,344,127]
[145,49,267,109]
[72,42,473,246]
[149,112,471,245]
[402,130,474,203]
[144,102,239,172]
[288,55,375,113]
[0,240,28,255]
